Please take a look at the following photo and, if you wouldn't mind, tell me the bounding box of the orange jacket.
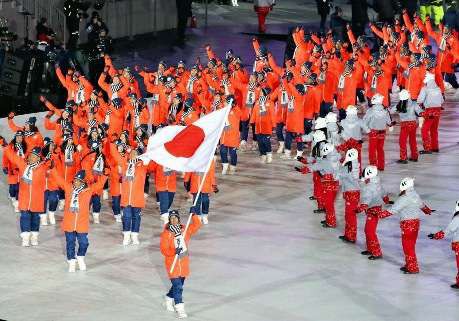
[184,160,217,194]
[56,67,79,101]
[3,148,46,213]
[303,85,321,119]
[336,73,357,110]
[285,81,305,133]
[220,107,241,147]
[160,214,201,278]
[7,118,44,152]
[2,145,21,184]
[250,99,275,135]
[151,162,177,192]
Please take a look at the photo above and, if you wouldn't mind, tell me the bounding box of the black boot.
[339,235,355,243]
[309,196,316,200]
[400,266,407,272]
[432,149,439,153]
[368,255,382,260]
[408,158,418,162]
[420,150,432,155]
[451,284,459,289]
[313,209,325,214]
[396,159,408,164]
[361,250,371,255]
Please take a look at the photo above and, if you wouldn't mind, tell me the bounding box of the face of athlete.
[28,153,40,164]
[90,131,98,140]
[158,64,165,73]
[169,216,179,225]
[24,123,31,131]
[112,76,120,84]
[190,68,197,77]
[16,135,23,143]
[130,149,138,160]
[73,179,84,189]
[249,74,256,84]
[136,128,143,137]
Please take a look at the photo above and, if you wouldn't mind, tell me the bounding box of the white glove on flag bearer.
[140,106,231,172]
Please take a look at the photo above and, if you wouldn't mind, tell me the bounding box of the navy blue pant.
[65,231,89,260]
[257,134,272,155]
[122,206,142,232]
[167,277,186,304]
[158,191,175,215]
[304,119,313,135]
[192,193,209,215]
[285,132,304,151]
[58,189,65,200]
[240,120,249,142]
[144,174,150,194]
[445,73,459,89]
[320,101,333,118]
[9,183,19,199]
[220,145,237,165]
[275,123,285,141]
[338,108,347,121]
[44,190,59,213]
[112,195,121,215]
[20,211,40,232]
[91,195,101,213]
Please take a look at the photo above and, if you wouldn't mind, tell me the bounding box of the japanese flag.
[140,106,231,172]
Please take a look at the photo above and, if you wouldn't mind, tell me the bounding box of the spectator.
[175,0,192,47]
[86,11,109,46]
[330,6,348,41]
[36,18,55,45]
[254,0,276,34]
[316,0,333,33]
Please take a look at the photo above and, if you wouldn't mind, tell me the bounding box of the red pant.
[452,242,459,285]
[364,206,383,256]
[368,130,386,170]
[322,176,339,227]
[421,108,441,151]
[401,219,420,272]
[399,121,418,161]
[254,6,271,33]
[343,191,360,241]
[313,171,324,210]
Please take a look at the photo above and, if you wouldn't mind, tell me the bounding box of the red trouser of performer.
[452,242,459,285]
[254,6,270,33]
[399,121,418,161]
[343,190,360,241]
[401,219,420,272]
[313,171,324,210]
[364,206,383,257]
[368,130,386,171]
[421,107,441,152]
[322,175,339,227]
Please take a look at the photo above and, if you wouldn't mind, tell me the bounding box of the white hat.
[399,89,410,101]
[400,177,414,192]
[320,143,335,156]
[361,165,378,180]
[371,93,384,105]
[346,105,358,115]
[325,112,338,123]
[343,148,358,163]
[314,117,327,130]
[312,130,326,143]
[423,72,435,84]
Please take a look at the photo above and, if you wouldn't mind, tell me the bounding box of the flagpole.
[169,101,233,274]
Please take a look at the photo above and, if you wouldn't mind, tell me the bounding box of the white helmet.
[399,89,410,101]
[325,112,337,123]
[314,117,327,130]
[400,177,415,192]
[320,143,335,156]
[346,105,358,115]
[371,93,384,105]
[361,165,378,180]
[312,130,326,144]
[423,72,435,84]
[455,200,459,213]
[343,148,358,163]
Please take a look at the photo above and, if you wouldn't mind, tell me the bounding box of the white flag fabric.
[140,106,231,173]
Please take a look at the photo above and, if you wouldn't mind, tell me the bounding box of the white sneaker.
[58,199,65,211]
[201,214,209,225]
[164,296,175,312]
[48,211,56,225]
[144,193,149,199]
[280,150,291,159]
[160,213,169,225]
[13,200,19,213]
[114,214,122,223]
[260,155,267,163]
[102,190,109,200]
[40,214,48,226]
[30,232,39,246]
[131,232,140,245]
[20,232,30,247]
[76,256,87,271]
[229,165,236,175]
[68,259,76,273]
[122,231,131,246]
[175,303,188,319]
[296,150,303,158]
[221,163,229,175]
[276,141,285,154]
[92,212,100,224]
[266,153,273,163]
[240,140,247,151]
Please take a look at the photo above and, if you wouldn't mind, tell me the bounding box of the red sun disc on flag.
[164,124,206,158]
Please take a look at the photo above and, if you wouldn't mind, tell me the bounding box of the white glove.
[76,144,83,152]
[418,117,424,128]
[388,126,394,132]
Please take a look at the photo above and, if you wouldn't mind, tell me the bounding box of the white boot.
[296,150,303,159]
[175,303,188,319]
[68,259,76,273]
[10,197,15,206]
[48,211,56,225]
[102,189,109,200]
[276,141,285,154]
[131,232,140,245]
[76,256,87,271]
[266,152,273,163]
[234,0,239,6]
[164,296,175,312]
[229,165,237,175]
[20,232,30,247]
[122,231,131,246]
[40,214,48,226]
[281,149,291,159]
[160,213,169,225]
[144,193,149,199]
[13,200,19,213]
[221,163,229,175]
[240,140,247,151]
[30,232,39,246]
[92,212,100,224]
[58,199,65,211]
[260,155,267,163]
[201,214,209,225]
[114,214,122,223]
